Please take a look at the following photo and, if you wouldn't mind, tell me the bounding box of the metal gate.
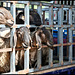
[0,1,75,74]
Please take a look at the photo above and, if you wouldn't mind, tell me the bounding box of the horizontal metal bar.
[3,69,29,74]
[63,62,71,65]
[29,65,50,73]
[1,24,75,29]
[0,25,6,27]
[0,24,75,29]
[29,63,75,74]
[16,48,24,51]
[30,1,40,5]
[1,42,75,52]
[72,61,75,64]
[1,1,75,8]
[42,2,52,6]
[53,44,62,47]
[42,8,72,11]
[0,48,12,52]
[63,43,71,46]
[18,1,29,4]
[18,69,29,74]
[72,43,75,45]
[53,63,60,67]
[4,63,75,74]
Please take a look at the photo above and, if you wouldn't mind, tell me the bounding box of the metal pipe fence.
[0,1,75,74]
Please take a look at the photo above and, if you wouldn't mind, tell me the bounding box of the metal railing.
[0,1,75,74]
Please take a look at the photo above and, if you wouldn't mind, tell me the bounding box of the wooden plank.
[0,48,12,52]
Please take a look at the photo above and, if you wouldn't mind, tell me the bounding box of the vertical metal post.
[0,2,3,7]
[74,10,75,24]
[55,1,58,4]
[24,2,30,70]
[24,48,29,69]
[66,1,68,5]
[37,50,42,69]
[58,6,63,65]
[37,3,42,69]
[43,11,45,25]
[70,1,72,5]
[32,5,34,9]
[37,3,42,24]
[24,2,30,26]
[74,1,75,5]
[67,11,69,58]
[63,1,65,5]
[6,2,8,7]
[49,5,53,67]
[10,2,16,72]
[68,7,72,63]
